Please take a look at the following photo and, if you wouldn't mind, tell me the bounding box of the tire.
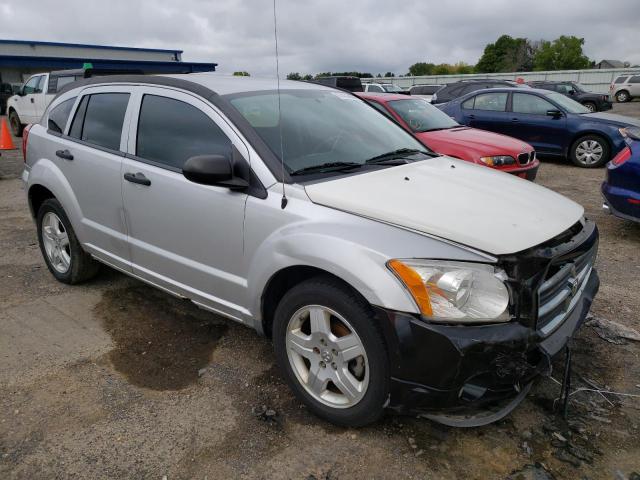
[583,102,596,113]
[616,90,630,103]
[36,198,100,284]
[272,276,389,427]
[8,110,24,137]
[570,134,610,168]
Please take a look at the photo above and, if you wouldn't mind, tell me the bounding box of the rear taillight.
[612,146,631,166]
[22,124,32,163]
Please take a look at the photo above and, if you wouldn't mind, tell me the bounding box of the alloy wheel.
[575,139,604,166]
[285,305,369,408]
[41,212,71,273]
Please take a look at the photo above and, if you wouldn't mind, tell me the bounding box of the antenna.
[273,0,288,209]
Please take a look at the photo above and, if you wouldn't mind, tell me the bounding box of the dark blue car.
[440,87,640,168]
[602,127,640,223]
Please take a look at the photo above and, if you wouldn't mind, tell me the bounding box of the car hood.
[304,157,584,255]
[582,112,640,127]
[415,127,532,157]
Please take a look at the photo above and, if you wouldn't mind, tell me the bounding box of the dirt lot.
[1,104,640,480]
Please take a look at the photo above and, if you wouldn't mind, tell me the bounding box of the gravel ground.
[1,103,640,480]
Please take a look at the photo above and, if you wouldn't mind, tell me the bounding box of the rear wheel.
[616,90,630,103]
[570,135,610,168]
[583,102,596,112]
[272,276,389,427]
[37,198,100,284]
[8,110,23,137]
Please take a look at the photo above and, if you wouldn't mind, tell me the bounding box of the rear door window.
[135,94,232,170]
[48,97,77,134]
[471,92,508,111]
[630,76,640,84]
[367,85,384,93]
[69,93,130,150]
[512,93,556,115]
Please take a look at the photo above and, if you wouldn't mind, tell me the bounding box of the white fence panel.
[362,68,640,93]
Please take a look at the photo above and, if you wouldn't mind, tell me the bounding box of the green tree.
[408,62,435,76]
[286,72,302,80]
[383,72,395,78]
[476,35,533,73]
[233,71,250,76]
[533,36,591,71]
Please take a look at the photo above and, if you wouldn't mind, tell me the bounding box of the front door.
[121,88,250,321]
[19,75,45,123]
[506,92,567,155]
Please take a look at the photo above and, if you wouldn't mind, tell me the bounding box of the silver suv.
[23,74,599,427]
[610,74,640,102]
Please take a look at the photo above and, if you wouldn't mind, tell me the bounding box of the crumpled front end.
[377,219,599,426]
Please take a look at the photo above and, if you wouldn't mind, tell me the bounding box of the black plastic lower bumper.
[376,269,599,418]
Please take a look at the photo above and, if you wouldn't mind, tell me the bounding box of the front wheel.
[582,102,596,112]
[570,135,610,168]
[616,90,630,103]
[8,110,24,137]
[272,276,389,427]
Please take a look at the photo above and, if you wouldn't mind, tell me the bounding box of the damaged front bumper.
[376,221,600,426]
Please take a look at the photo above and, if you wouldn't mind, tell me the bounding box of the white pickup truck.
[6,71,82,136]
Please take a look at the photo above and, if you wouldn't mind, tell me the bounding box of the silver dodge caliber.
[22,74,599,427]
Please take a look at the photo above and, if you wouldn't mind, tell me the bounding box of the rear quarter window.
[615,76,629,84]
[47,97,77,134]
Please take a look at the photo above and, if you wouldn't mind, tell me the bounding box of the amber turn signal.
[387,259,433,316]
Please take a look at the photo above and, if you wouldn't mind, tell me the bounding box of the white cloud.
[1,0,638,75]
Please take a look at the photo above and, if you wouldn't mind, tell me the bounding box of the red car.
[356,92,540,180]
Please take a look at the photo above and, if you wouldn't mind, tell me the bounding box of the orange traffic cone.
[0,118,16,150]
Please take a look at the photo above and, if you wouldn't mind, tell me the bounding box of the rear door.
[506,92,566,154]
[50,86,134,271]
[121,87,250,320]
[459,91,511,133]
[628,75,640,97]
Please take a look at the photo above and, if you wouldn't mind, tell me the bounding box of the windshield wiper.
[289,161,362,176]
[365,148,426,164]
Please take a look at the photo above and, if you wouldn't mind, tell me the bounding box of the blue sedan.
[602,127,640,222]
[440,87,640,168]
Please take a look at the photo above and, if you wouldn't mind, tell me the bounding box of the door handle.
[124,172,151,186]
[55,149,74,160]
[467,114,475,119]
[511,118,519,122]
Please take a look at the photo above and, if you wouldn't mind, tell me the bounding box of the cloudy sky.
[1,0,639,76]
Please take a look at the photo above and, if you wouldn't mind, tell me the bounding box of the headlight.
[479,155,515,167]
[388,259,511,324]
[619,127,628,138]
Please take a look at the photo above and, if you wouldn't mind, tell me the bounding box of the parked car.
[356,92,539,180]
[528,81,612,112]
[441,87,640,167]
[409,84,442,101]
[312,76,363,92]
[609,73,640,103]
[0,82,13,115]
[363,83,408,94]
[23,74,599,427]
[602,127,640,222]
[6,70,84,136]
[6,67,164,136]
[431,79,528,105]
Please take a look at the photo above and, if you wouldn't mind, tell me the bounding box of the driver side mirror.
[182,154,249,190]
[546,109,563,118]
[568,90,576,95]
[17,87,26,97]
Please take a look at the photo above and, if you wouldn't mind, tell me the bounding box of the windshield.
[545,92,590,114]
[388,98,459,132]
[382,84,403,93]
[228,89,429,176]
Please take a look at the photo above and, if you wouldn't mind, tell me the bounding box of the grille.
[518,151,535,165]
[537,246,596,335]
